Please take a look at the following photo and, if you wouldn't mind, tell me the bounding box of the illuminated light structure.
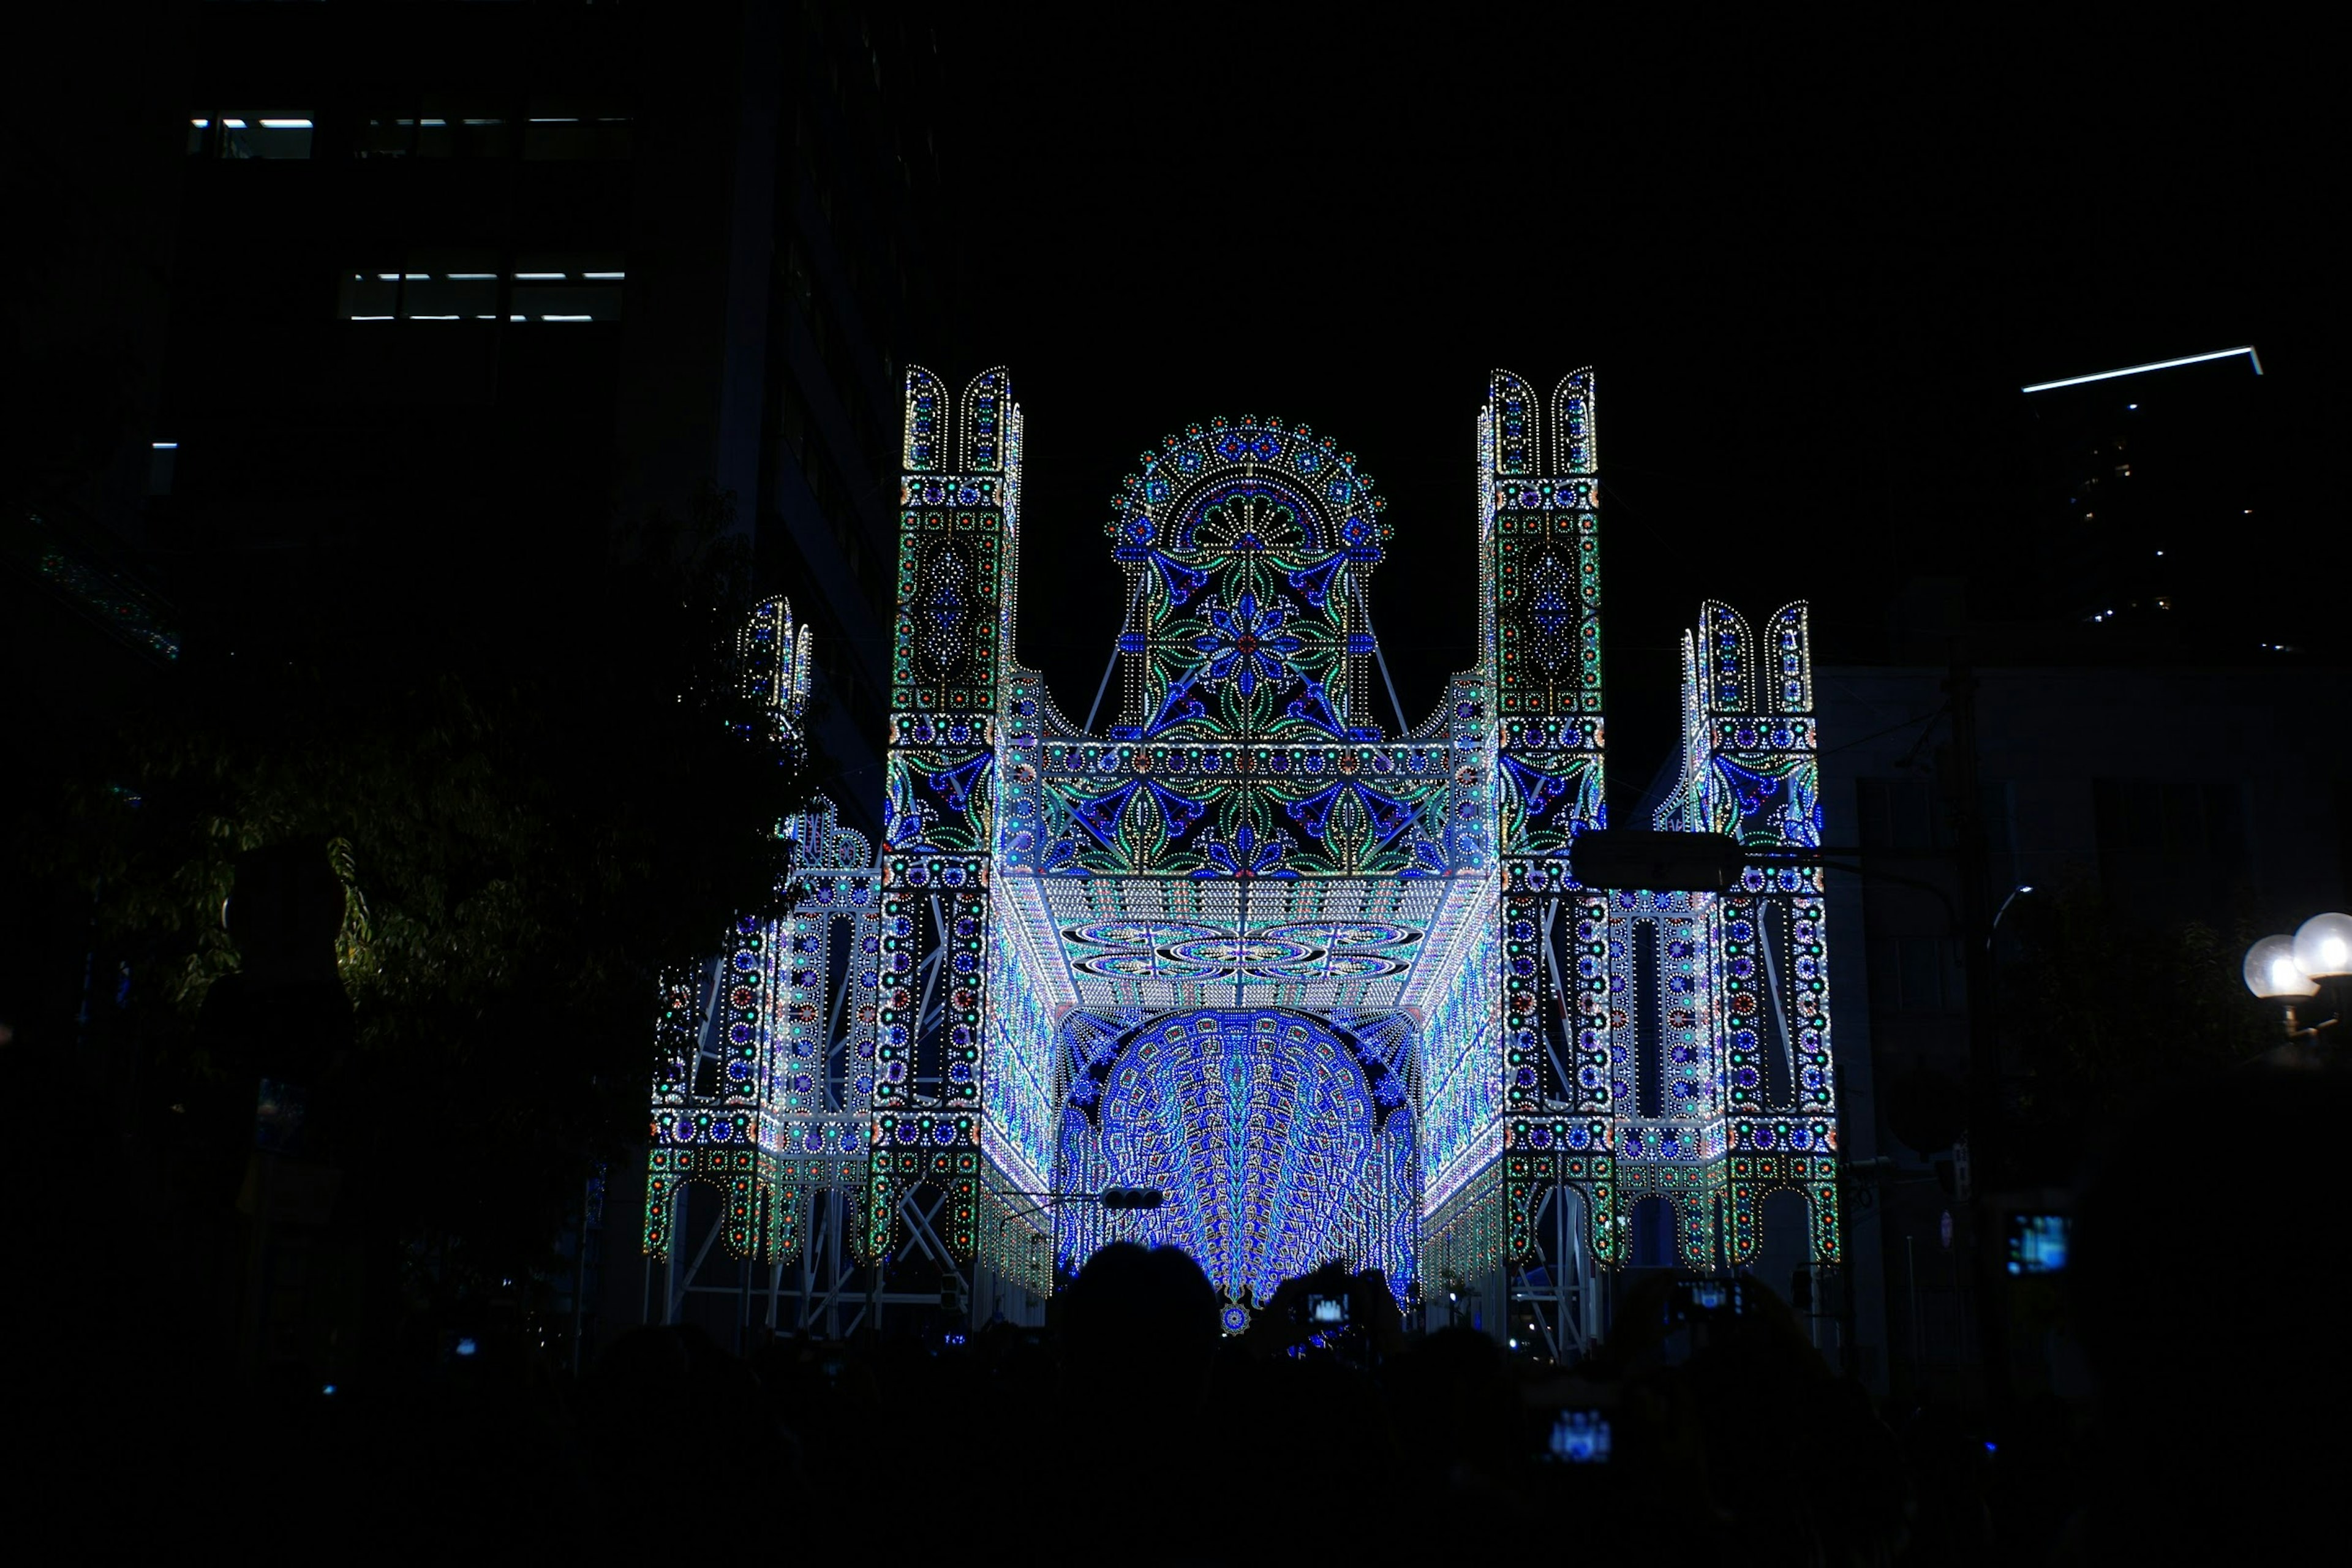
[643,369,1842,1348]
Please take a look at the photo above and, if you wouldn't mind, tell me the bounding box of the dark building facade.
[1818,655,2349,1401]
[137,0,938,807]
[3,0,948,1381]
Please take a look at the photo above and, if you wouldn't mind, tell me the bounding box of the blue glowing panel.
[1066,1008,1413,1305]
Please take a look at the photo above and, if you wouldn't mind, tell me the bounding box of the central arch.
[1058,1008,1416,1308]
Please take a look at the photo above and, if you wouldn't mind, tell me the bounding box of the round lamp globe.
[2291,912,2352,983]
[2245,934,2320,1001]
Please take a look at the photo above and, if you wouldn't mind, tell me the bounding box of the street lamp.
[2244,914,2352,1045]
[2290,911,2352,984]
[1988,883,2035,952]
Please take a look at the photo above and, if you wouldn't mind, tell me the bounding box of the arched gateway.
[643,368,1843,1354]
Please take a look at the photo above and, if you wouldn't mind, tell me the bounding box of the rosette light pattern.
[1189,590,1305,698]
[1096,1009,1399,1305]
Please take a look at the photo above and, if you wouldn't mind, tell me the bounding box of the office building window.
[189,116,313,159]
[339,258,624,323]
[524,111,633,161]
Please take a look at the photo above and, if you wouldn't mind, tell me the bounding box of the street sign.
[1569,830,1747,892]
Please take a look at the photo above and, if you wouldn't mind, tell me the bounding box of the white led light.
[447,273,498,281]
[515,272,565,280]
[190,118,209,128]
[222,119,246,129]
[582,271,626,280]
[258,118,312,129]
[152,442,178,450]
[350,315,394,322]
[2022,346,2262,394]
[541,314,592,322]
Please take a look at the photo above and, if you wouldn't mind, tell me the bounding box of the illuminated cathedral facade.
[644,368,1840,1349]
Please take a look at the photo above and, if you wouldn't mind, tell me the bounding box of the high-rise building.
[130,0,941,811]
[2002,349,2289,655]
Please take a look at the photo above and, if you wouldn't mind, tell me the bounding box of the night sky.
[931,16,2330,803]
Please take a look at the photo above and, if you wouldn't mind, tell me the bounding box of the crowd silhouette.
[58,1060,2350,1559]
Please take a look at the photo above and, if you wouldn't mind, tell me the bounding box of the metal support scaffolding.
[654,1178,993,1344]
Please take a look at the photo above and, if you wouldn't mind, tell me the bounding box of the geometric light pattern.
[646,363,1844,1341]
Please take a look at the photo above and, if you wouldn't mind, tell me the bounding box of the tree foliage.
[1999,878,2275,1176]
[30,487,818,1272]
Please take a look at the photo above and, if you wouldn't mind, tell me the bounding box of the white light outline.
[152,442,178,450]
[2021,347,2262,394]
[257,118,313,130]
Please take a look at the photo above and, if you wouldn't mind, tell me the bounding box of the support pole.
[1947,648,2010,1417]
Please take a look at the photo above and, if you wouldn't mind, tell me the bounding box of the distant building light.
[582,271,625,280]
[2127,402,2138,409]
[350,315,394,322]
[515,272,566,280]
[2022,345,2261,394]
[461,118,503,126]
[419,119,447,127]
[410,314,460,320]
[190,118,209,128]
[152,442,178,450]
[377,273,401,281]
[222,118,247,129]
[541,314,592,322]
[448,273,498,281]
[258,118,313,129]
[529,117,578,124]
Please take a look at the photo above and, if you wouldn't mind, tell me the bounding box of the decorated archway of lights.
[644,369,1840,1346]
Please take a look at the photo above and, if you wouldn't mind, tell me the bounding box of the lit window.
[341,271,399,318]
[401,260,499,319]
[417,113,508,159]
[355,119,417,160]
[523,101,633,160]
[190,113,313,159]
[337,256,625,323]
[511,253,625,321]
